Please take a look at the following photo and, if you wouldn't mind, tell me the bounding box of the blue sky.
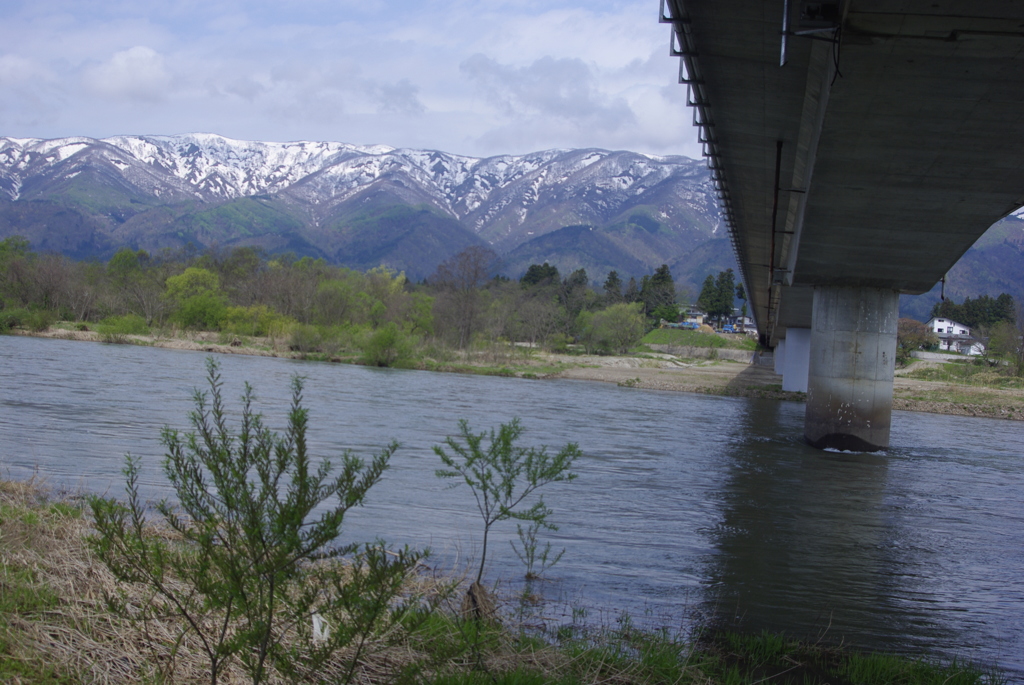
[0,0,701,158]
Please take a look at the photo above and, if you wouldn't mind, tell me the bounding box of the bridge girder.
[663,0,1024,346]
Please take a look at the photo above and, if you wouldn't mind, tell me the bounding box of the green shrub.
[579,303,646,354]
[362,323,414,367]
[289,323,323,353]
[434,419,580,585]
[288,324,363,358]
[0,308,28,333]
[89,359,422,685]
[221,305,295,338]
[171,292,227,330]
[24,309,55,332]
[546,333,571,353]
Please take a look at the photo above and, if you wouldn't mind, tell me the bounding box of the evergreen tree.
[562,268,589,293]
[640,264,676,316]
[713,269,736,325]
[603,270,623,304]
[697,269,736,326]
[696,275,717,319]
[735,280,748,330]
[520,262,560,288]
[929,293,1016,329]
[623,276,640,304]
[558,268,592,332]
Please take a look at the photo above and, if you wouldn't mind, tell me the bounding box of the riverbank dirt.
[14,327,1024,422]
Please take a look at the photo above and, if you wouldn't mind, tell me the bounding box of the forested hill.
[900,214,1024,321]
[0,134,733,295]
[2,134,1019,311]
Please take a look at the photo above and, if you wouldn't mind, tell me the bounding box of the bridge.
[661,0,1024,450]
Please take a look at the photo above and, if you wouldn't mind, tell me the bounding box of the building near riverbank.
[926,317,985,355]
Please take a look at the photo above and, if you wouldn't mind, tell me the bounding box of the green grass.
[642,328,758,351]
[903,360,1024,389]
[0,490,84,683]
[686,629,1003,685]
[95,313,150,343]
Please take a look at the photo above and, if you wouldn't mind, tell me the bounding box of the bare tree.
[63,261,103,322]
[255,258,327,324]
[518,297,561,347]
[32,253,73,312]
[431,246,498,348]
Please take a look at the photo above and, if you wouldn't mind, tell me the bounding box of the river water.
[1,335,1022,677]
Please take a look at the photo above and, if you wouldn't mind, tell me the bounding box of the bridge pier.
[781,328,810,393]
[774,339,786,375]
[804,286,899,452]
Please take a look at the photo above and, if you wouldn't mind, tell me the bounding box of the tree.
[736,281,748,332]
[433,419,580,586]
[107,248,168,325]
[602,270,623,304]
[520,262,560,288]
[210,246,267,306]
[623,276,640,304]
[90,360,420,684]
[989,317,1024,375]
[0,235,36,307]
[696,275,717,319]
[581,302,646,353]
[518,296,561,346]
[165,267,228,330]
[896,318,939,364]
[558,268,594,336]
[697,269,736,326]
[930,293,1016,329]
[432,246,498,348]
[713,268,736,325]
[639,264,676,317]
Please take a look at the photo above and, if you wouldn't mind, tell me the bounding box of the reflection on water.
[1,335,1022,677]
[705,400,934,644]
[704,398,1024,674]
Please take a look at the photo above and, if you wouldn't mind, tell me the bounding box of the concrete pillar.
[804,286,899,452]
[781,328,810,392]
[774,339,786,375]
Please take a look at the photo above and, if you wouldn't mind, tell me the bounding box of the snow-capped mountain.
[0,134,730,283]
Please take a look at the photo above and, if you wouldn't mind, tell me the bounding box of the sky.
[0,0,703,159]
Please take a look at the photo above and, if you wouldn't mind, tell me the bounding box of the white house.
[925,317,985,355]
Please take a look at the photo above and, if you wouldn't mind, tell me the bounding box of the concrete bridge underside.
[663,0,1024,450]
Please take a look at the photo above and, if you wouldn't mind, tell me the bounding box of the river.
[1,335,1022,677]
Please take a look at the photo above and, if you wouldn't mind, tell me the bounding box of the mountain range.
[0,134,734,295]
[2,132,1020,317]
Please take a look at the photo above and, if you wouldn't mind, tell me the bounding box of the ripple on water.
[1,335,1022,677]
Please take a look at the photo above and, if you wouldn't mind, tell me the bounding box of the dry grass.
[0,479,460,684]
[5,480,994,685]
[0,478,230,683]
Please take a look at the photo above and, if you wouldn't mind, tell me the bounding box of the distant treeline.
[930,293,1016,330]
[0,238,687,363]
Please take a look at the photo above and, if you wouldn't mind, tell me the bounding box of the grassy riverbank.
[9,324,1024,422]
[0,479,1005,684]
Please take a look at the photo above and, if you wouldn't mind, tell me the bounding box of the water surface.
[1,336,1021,677]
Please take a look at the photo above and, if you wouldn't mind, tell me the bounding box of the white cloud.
[0,0,703,159]
[462,54,634,131]
[83,46,171,102]
[0,54,52,85]
[372,79,425,115]
[469,7,663,68]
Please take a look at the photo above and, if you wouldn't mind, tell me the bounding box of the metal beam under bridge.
[661,0,1024,450]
